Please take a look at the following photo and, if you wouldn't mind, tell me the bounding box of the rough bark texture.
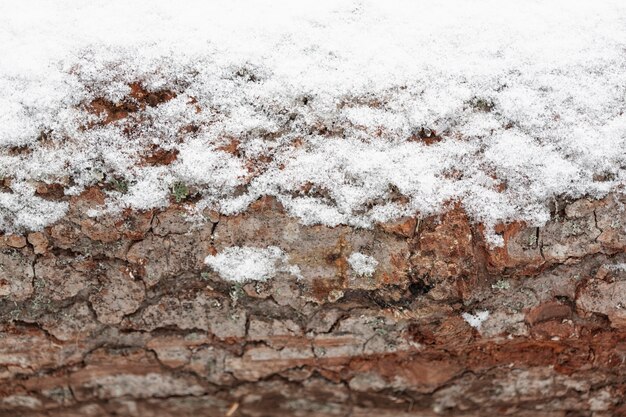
[1,188,626,416]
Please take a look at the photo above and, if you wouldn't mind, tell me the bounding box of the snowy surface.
[348,252,379,277]
[204,246,288,283]
[1,0,626,235]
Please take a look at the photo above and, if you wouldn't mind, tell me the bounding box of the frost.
[348,252,379,277]
[1,1,626,233]
[462,311,490,330]
[205,246,294,283]
[605,264,626,272]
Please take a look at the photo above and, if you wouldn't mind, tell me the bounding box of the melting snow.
[1,0,626,235]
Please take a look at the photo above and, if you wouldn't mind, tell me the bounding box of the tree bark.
[1,190,626,416]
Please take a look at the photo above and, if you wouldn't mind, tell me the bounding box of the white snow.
[0,182,68,232]
[462,311,490,330]
[205,246,289,283]
[348,252,379,277]
[1,0,626,234]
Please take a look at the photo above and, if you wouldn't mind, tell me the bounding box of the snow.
[0,182,68,232]
[462,311,490,330]
[1,0,626,235]
[348,252,379,277]
[204,246,287,283]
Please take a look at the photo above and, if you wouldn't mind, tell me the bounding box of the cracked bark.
[1,192,626,416]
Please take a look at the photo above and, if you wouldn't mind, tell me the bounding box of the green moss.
[171,181,189,203]
[230,282,245,306]
[110,178,129,194]
[470,97,494,112]
[491,279,510,291]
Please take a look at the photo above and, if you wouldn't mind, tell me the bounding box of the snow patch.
[205,246,296,283]
[348,252,379,277]
[462,311,490,330]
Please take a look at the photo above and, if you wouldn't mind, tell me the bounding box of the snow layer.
[1,0,626,235]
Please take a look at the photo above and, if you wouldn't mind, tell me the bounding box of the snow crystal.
[348,252,379,277]
[1,0,625,234]
[462,311,490,330]
[205,246,292,283]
